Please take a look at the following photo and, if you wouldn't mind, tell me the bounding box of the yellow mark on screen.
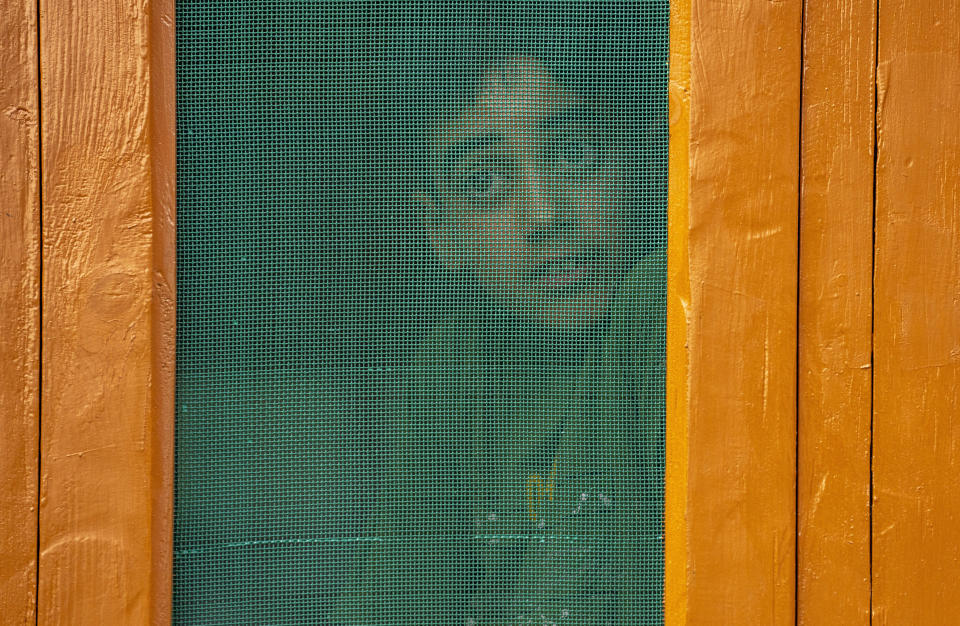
[525,461,557,521]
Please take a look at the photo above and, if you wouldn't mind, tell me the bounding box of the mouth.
[528,251,600,288]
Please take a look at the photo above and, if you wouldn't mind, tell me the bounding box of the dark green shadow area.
[174,3,668,623]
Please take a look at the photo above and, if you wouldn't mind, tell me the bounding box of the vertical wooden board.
[873,0,960,622]
[665,0,691,622]
[671,0,802,622]
[0,0,40,621]
[38,0,176,623]
[796,0,875,623]
[150,0,177,621]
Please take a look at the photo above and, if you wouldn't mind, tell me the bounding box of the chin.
[526,284,614,330]
[482,267,621,331]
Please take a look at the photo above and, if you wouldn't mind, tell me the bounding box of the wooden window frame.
[3,0,958,622]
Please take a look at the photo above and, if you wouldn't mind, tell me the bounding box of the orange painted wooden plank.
[37,0,176,622]
[796,0,875,623]
[667,1,802,623]
[873,1,960,622]
[149,1,178,621]
[0,0,41,621]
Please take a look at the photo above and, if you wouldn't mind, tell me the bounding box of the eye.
[459,165,507,201]
[466,169,495,195]
[554,136,598,170]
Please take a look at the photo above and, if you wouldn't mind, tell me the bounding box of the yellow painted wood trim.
[665,0,691,622]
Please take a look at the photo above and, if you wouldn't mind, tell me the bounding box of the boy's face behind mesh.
[431,57,626,328]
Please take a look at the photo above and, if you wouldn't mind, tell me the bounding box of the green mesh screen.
[175,3,668,623]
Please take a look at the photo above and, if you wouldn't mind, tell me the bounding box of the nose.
[520,165,560,233]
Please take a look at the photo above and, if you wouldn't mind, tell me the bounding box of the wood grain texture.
[873,0,960,622]
[670,0,802,622]
[797,0,875,623]
[665,0,691,622]
[150,0,177,620]
[37,0,176,622]
[0,0,40,622]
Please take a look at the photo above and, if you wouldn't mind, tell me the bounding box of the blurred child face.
[428,56,626,328]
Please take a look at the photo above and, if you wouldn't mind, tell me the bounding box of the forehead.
[431,57,581,148]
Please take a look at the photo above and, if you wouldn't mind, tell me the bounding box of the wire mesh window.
[174,3,668,623]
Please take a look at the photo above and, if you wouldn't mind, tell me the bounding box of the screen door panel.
[174,3,668,623]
